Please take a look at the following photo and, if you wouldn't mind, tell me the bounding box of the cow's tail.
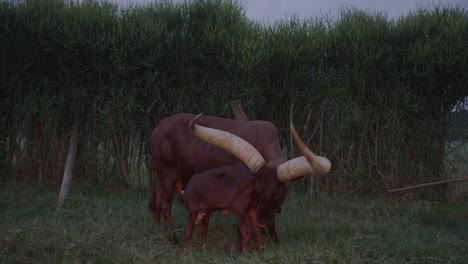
[149,168,161,225]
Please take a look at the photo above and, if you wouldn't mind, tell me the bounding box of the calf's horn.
[277,119,331,183]
[188,113,265,173]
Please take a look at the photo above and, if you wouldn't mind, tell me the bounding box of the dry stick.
[303,109,311,138]
[111,132,122,182]
[123,133,132,189]
[388,178,468,193]
[136,132,144,190]
[289,100,296,158]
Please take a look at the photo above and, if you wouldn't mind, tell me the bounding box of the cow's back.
[151,113,284,180]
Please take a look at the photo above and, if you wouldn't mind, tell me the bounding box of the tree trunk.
[230,100,247,120]
[56,124,79,211]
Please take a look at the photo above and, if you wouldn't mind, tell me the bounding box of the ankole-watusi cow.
[175,164,263,254]
[149,113,331,243]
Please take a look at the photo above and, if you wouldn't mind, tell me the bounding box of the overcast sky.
[123,0,467,23]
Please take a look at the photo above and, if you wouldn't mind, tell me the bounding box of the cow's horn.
[276,120,331,182]
[189,113,265,173]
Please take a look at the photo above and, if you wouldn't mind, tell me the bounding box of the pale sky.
[119,0,467,23]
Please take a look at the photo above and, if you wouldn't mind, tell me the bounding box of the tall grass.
[1,0,467,197]
[1,183,467,263]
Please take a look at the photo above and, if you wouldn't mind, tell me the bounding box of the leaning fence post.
[57,122,79,211]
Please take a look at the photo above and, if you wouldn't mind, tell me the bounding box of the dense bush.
[1,0,467,197]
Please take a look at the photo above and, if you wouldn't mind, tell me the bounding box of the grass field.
[1,183,467,263]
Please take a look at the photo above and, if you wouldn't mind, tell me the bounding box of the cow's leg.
[151,186,162,225]
[235,225,242,253]
[148,187,155,217]
[149,168,161,225]
[268,220,279,244]
[160,178,178,244]
[200,214,210,248]
[183,213,197,255]
[248,206,263,250]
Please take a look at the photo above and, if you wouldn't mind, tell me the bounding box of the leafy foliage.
[1,0,467,197]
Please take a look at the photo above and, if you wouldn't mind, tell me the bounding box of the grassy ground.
[1,182,467,263]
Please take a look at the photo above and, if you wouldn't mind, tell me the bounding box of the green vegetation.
[1,183,467,263]
[445,140,468,202]
[1,0,467,197]
[448,109,468,141]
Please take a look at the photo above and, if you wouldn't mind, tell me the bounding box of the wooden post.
[230,100,247,120]
[57,123,79,211]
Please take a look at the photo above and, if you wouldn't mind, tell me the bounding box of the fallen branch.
[388,178,468,193]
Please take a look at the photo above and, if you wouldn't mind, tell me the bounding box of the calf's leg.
[236,217,252,254]
[152,187,162,225]
[183,213,197,254]
[200,214,210,248]
[248,206,263,250]
[149,168,162,225]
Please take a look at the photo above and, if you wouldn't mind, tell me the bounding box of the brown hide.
[150,113,287,243]
[177,165,263,254]
[152,113,285,175]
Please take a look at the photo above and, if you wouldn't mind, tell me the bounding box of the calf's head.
[189,113,331,226]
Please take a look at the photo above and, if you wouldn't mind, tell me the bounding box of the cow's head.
[188,113,331,226]
[253,163,287,227]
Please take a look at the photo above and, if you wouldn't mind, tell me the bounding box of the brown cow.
[150,113,331,243]
[175,164,263,254]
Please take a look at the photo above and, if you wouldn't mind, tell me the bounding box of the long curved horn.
[277,119,331,183]
[188,113,265,173]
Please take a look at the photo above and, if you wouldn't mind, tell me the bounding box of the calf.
[175,164,263,254]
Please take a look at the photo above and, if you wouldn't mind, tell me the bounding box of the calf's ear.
[175,179,185,193]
